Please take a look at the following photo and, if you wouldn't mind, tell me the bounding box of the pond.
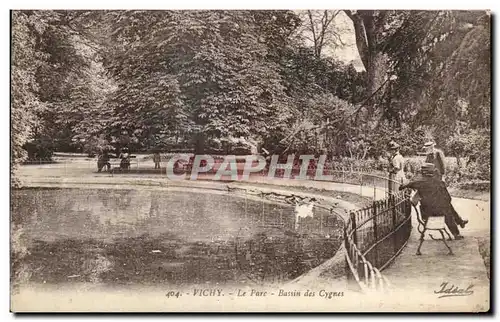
[11,188,344,288]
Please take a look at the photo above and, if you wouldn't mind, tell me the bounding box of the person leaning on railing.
[399,163,468,240]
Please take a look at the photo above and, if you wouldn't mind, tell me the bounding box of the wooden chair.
[413,203,453,256]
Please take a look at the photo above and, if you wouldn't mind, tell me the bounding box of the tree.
[343,10,490,138]
[101,10,295,153]
[34,11,101,152]
[298,10,343,59]
[12,9,489,180]
[381,11,490,138]
[343,10,391,99]
[11,11,53,184]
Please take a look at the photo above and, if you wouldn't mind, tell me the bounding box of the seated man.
[119,148,131,170]
[399,163,468,240]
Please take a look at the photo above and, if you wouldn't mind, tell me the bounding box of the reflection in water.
[11,188,343,287]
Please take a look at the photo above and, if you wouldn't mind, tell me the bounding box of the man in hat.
[388,141,405,191]
[399,163,468,240]
[424,140,446,180]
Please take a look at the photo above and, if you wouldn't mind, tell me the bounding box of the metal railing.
[344,188,412,292]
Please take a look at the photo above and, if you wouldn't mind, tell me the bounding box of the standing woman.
[388,141,405,192]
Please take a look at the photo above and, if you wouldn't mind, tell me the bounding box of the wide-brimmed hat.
[423,141,435,148]
[388,141,400,150]
[420,163,436,176]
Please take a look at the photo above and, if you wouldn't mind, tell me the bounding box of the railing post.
[391,194,398,253]
[350,211,364,280]
[405,189,412,238]
[344,226,350,280]
[372,200,378,267]
[350,211,357,247]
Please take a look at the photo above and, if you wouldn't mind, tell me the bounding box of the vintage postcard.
[10,9,490,312]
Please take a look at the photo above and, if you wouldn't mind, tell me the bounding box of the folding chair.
[413,203,453,256]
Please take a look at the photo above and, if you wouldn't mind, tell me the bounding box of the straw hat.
[423,141,435,149]
[388,141,400,150]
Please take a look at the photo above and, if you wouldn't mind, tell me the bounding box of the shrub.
[82,135,115,157]
[22,138,54,161]
[456,180,490,192]
[403,157,424,179]
[446,129,490,181]
[327,158,386,172]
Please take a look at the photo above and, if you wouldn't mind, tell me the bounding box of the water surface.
[11,188,343,288]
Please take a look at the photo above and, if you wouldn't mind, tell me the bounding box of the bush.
[446,129,490,181]
[328,158,386,172]
[22,138,54,161]
[82,135,115,157]
[402,154,490,190]
[403,157,424,178]
[456,180,490,192]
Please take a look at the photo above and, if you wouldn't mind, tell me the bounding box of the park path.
[234,176,490,311]
[379,196,490,311]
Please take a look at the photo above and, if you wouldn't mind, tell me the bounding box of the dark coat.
[400,176,453,217]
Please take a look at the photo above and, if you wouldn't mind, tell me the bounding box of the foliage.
[11,11,53,185]
[446,128,490,181]
[296,10,343,58]
[81,134,115,157]
[22,138,54,161]
[382,11,490,136]
[10,10,490,185]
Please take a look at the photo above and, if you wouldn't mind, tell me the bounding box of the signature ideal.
[434,282,474,298]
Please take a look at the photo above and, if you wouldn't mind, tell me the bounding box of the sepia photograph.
[10,8,491,312]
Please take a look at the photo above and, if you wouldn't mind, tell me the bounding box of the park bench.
[98,155,138,172]
[413,203,453,256]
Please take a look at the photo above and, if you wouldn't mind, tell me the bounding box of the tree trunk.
[194,132,205,154]
[344,10,390,114]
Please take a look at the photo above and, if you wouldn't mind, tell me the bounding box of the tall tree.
[11,11,53,183]
[299,10,342,58]
[343,10,391,100]
[102,10,295,153]
[381,10,490,137]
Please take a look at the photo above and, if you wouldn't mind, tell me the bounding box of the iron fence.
[344,189,412,292]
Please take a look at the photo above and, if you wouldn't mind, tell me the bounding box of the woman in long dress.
[388,141,405,192]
